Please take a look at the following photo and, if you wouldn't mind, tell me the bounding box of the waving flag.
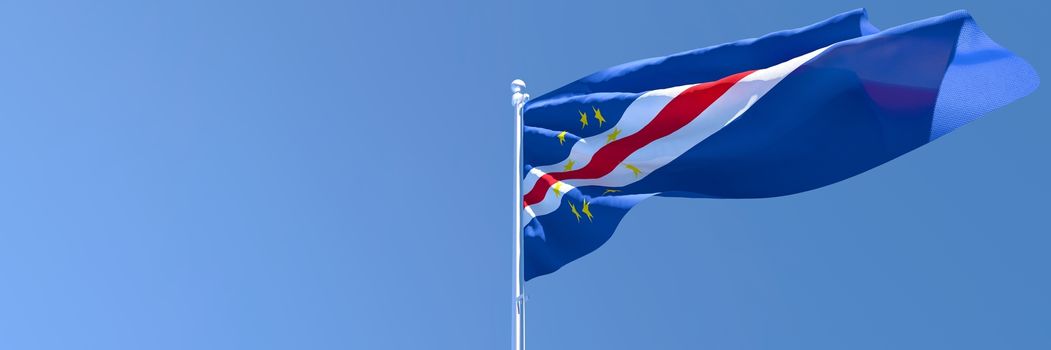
[521,9,1038,280]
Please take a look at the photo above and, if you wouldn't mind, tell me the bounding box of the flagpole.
[511,79,529,350]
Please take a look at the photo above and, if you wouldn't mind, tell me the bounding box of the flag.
[521,9,1038,280]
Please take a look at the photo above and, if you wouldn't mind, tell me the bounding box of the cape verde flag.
[522,9,1039,280]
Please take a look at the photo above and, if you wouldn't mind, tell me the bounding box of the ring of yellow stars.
[592,107,606,126]
[602,189,621,195]
[624,163,642,178]
[557,131,567,145]
[578,110,589,129]
[606,127,622,144]
[568,201,582,222]
[552,182,563,197]
[581,199,594,222]
[563,159,575,171]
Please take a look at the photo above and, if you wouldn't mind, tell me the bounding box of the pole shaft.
[511,80,528,350]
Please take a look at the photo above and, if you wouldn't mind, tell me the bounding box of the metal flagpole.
[511,79,529,350]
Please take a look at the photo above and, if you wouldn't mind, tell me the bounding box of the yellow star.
[568,201,582,222]
[557,131,567,145]
[602,189,621,195]
[563,159,575,171]
[552,182,563,197]
[581,199,593,222]
[624,163,642,178]
[592,107,606,126]
[606,128,622,144]
[578,110,588,129]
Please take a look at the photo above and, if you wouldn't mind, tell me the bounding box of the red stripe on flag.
[523,70,754,207]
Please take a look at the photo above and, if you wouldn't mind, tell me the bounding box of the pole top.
[511,79,526,93]
[512,79,529,108]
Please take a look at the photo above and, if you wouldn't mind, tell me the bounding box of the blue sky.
[0,1,1047,349]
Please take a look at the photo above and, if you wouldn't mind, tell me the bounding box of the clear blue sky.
[0,1,1047,349]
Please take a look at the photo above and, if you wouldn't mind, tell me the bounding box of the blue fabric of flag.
[522,9,1038,281]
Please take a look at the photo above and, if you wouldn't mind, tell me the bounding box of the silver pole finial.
[512,79,529,108]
